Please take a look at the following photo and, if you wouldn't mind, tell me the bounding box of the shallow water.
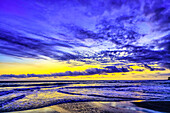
[0,80,170,112]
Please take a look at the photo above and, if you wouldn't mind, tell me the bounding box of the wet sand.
[133,101,170,112]
[6,101,170,113]
[8,101,140,113]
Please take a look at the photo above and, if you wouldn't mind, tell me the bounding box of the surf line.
[57,88,141,101]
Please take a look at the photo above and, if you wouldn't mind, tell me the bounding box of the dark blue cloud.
[143,64,165,71]
[0,66,130,78]
[0,0,169,68]
[0,64,166,78]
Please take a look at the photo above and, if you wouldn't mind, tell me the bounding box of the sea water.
[0,80,170,112]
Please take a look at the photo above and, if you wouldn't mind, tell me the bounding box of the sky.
[0,0,169,80]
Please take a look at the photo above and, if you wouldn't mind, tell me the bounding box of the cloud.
[0,0,169,68]
[1,63,167,78]
[143,64,165,71]
[0,66,130,78]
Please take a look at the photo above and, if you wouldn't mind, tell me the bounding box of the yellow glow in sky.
[0,59,100,75]
[0,58,169,80]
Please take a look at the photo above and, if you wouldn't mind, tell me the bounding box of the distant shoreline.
[0,79,168,82]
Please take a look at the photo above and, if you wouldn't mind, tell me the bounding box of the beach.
[6,101,170,113]
[1,80,170,113]
[8,101,139,113]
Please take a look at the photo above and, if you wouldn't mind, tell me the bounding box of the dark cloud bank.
[1,66,128,78]
[0,64,166,78]
[0,0,169,76]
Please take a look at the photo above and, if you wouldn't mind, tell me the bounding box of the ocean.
[0,80,170,112]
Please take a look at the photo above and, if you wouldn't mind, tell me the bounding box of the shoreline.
[0,80,168,83]
[5,101,170,113]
